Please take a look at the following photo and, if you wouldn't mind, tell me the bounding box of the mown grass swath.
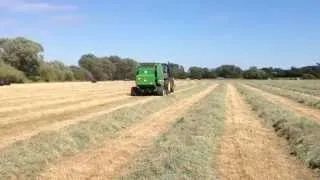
[0,83,209,179]
[119,84,226,179]
[245,81,320,109]
[237,84,320,170]
[249,80,320,96]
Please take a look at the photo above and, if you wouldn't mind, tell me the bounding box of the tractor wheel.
[131,87,139,96]
[157,86,166,96]
[167,81,171,94]
[170,86,174,92]
[169,78,175,93]
[164,80,171,94]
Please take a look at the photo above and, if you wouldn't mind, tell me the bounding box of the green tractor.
[131,63,175,96]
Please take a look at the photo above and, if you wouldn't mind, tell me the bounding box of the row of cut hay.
[0,98,136,150]
[258,84,320,100]
[0,83,197,149]
[0,80,191,103]
[237,84,320,172]
[0,83,131,101]
[119,84,226,180]
[0,95,131,125]
[1,85,198,149]
[256,80,320,90]
[0,83,207,179]
[1,80,189,96]
[0,91,128,115]
[246,82,320,109]
[249,80,320,96]
[0,81,134,91]
[0,82,192,117]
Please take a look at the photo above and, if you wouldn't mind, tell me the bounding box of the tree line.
[0,37,319,83]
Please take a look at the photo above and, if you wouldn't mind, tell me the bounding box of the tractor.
[131,63,175,96]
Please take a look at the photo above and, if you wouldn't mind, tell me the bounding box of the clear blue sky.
[1,0,320,69]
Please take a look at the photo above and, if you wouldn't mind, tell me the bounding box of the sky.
[0,0,320,69]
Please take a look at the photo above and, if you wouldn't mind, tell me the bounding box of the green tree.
[79,54,138,81]
[100,57,116,80]
[188,66,203,79]
[169,63,186,79]
[70,66,94,81]
[108,56,137,80]
[201,68,210,78]
[39,62,57,82]
[208,69,217,79]
[40,61,75,82]
[122,58,138,80]
[302,73,317,79]
[0,37,43,78]
[243,66,268,79]
[79,54,106,81]
[215,65,243,78]
[0,61,27,83]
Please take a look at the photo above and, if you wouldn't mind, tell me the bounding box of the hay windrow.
[0,82,207,179]
[246,82,320,109]
[118,84,226,180]
[238,84,320,172]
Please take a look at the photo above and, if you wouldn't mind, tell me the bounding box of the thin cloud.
[50,14,86,25]
[15,2,77,12]
[0,0,77,13]
[0,18,16,28]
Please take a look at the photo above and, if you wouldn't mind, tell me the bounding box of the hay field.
[0,80,319,179]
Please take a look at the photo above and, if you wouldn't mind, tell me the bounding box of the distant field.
[0,80,319,179]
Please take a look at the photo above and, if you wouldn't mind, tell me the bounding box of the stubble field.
[0,80,319,179]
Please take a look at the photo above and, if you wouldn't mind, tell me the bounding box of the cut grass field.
[118,84,226,180]
[0,80,319,179]
[238,83,320,171]
[40,84,218,179]
[249,80,320,96]
[0,81,209,179]
[218,84,314,179]
[242,83,320,123]
[246,81,320,109]
[0,82,195,150]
